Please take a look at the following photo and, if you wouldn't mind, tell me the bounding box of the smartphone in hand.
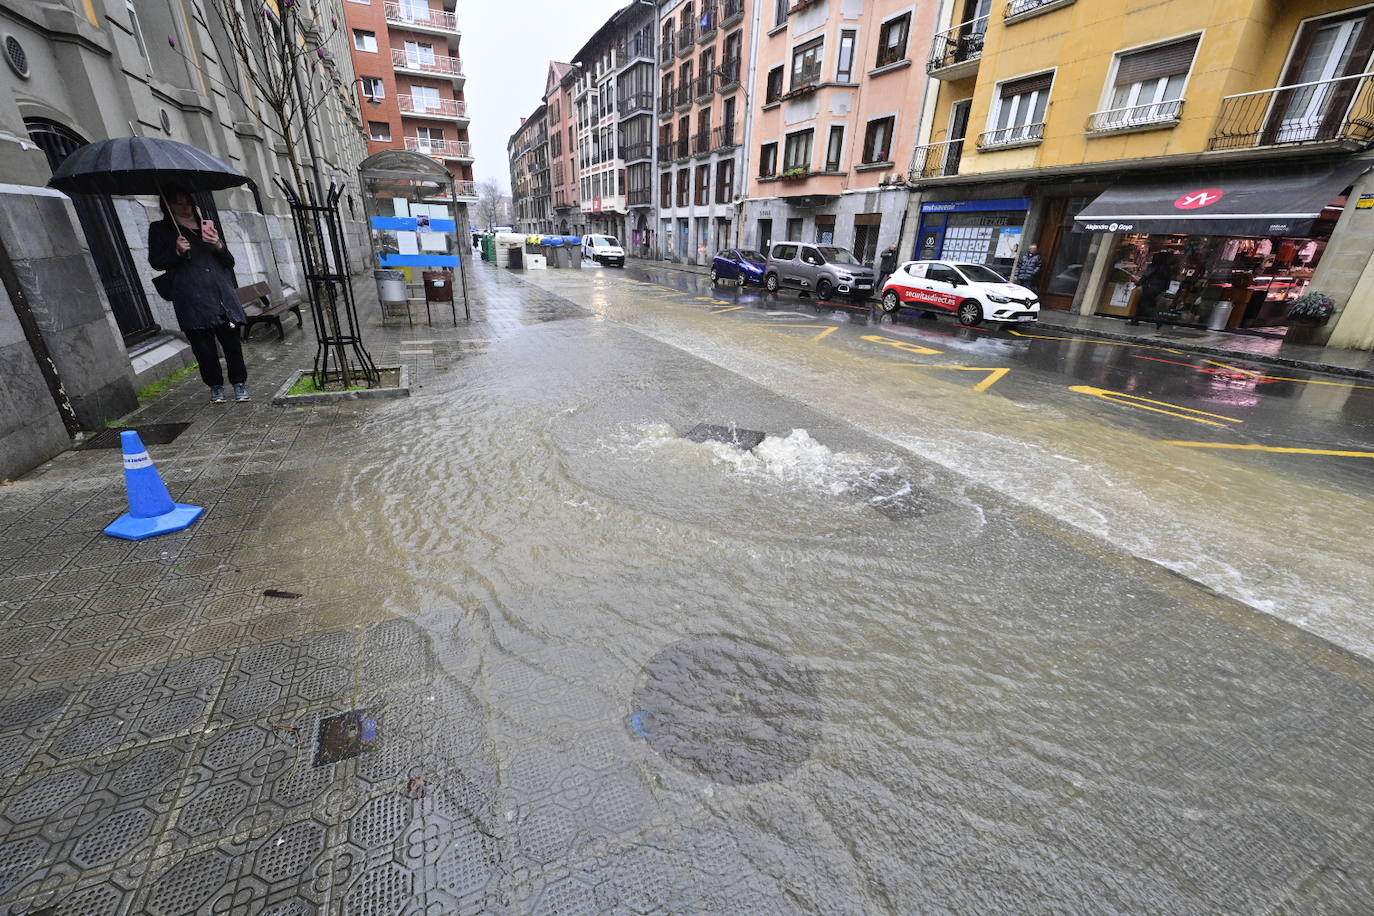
[201,219,215,235]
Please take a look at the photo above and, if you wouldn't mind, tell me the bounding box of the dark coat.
[148,218,244,331]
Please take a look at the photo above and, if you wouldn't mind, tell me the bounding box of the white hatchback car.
[879,260,1040,327]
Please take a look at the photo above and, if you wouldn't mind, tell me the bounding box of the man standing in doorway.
[1014,243,1043,291]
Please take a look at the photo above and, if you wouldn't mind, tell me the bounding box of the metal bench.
[236,281,303,340]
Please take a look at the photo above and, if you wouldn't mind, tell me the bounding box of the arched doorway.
[25,118,159,344]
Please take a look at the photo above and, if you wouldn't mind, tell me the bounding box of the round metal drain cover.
[629,636,822,786]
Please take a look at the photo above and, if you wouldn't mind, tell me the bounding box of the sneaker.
[234,383,251,402]
[210,386,227,404]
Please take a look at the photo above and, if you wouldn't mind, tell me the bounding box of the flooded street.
[1,264,1371,912]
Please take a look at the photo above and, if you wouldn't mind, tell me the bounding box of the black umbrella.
[47,136,248,196]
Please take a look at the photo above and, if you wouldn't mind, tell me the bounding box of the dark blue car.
[709,249,768,287]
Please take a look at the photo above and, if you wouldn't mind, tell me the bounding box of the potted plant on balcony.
[779,167,809,180]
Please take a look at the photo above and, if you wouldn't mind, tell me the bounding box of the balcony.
[1210,73,1374,151]
[691,130,712,156]
[1088,98,1184,135]
[660,39,675,68]
[622,140,653,163]
[718,57,741,92]
[619,91,655,118]
[674,84,693,111]
[659,92,674,116]
[720,0,744,27]
[658,144,673,164]
[384,2,459,38]
[397,95,469,123]
[454,180,477,199]
[712,124,739,150]
[978,122,1045,150]
[404,137,473,160]
[674,137,690,160]
[1004,0,1074,24]
[676,26,695,56]
[618,35,655,69]
[928,15,988,80]
[693,73,716,102]
[698,3,718,43]
[391,48,464,84]
[628,188,653,206]
[910,138,964,179]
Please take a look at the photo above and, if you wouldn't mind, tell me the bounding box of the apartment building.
[546,62,582,235]
[656,0,753,264]
[908,0,1374,348]
[740,0,942,268]
[344,0,477,205]
[509,104,553,234]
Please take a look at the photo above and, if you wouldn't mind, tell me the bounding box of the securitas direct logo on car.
[1174,188,1226,210]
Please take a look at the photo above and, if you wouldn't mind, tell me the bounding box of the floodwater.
[3,267,1370,912]
[260,271,1373,911]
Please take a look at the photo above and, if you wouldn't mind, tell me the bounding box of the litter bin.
[422,270,456,325]
[566,242,582,269]
[507,244,523,269]
[374,269,407,319]
[1207,301,1234,331]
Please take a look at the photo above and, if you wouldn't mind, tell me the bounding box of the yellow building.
[906,0,1374,348]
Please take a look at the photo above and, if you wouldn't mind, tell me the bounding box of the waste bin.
[507,244,523,269]
[566,243,582,269]
[374,269,407,319]
[1207,301,1234,331]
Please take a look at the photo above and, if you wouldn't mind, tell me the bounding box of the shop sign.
[1173,188,1225,210]
[921,197,1031,214]
[1357,194,1374,210]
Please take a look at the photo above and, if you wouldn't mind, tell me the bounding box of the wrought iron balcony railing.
[1210,73,1374,151]
[676,25,695,55]
[909,138,964,179]
[619,92,655,117]
[694,73,716,101]
[1088,98,1184,134]
[712,124,739,150]
[622,140,653,162]
[1005,0,1073,21]
[978,122,1045,149]
[720,0,744,27]
[660,39,675,66]
[692,130,712,155]
[928,16,988,75]
[698,3,718,41]
[718,57,741,90]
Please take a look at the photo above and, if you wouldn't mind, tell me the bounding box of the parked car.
[709,248,768,286]
[763,243,877,300]
[879,260,1040,327]
[582,234,625,267]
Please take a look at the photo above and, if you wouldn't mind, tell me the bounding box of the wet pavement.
[1,262,1372,913]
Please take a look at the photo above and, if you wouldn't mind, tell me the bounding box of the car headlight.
[987,293,1011,304]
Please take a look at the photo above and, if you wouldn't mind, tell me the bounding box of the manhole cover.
[628,636,822,786]
[80,423,192,450]
[314,708,382,766]
[684,424,766,451]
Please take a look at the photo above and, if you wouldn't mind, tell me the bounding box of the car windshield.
[736,250,766,262]
[956,263,1009,284]
[597,237,620,247]
[818,247,861,266]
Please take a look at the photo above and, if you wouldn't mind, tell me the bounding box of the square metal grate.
[79,423,192,450]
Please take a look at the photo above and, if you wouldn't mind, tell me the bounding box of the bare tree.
[190,0,353,192]
[475,179,511,231]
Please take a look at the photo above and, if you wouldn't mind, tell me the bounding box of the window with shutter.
[1098,36,1199,129]
[985,72,1053,148]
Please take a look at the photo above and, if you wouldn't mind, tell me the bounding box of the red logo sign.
[1174,188,1225,210]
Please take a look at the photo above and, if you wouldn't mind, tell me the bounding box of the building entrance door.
[25,119,159,345]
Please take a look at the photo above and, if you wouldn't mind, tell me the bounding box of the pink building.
[544,62,581,235]
[742,0,940,267]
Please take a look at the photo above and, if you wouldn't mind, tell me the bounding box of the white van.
[582,234,626,268]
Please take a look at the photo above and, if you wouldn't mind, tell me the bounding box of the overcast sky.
[466,0,629,192]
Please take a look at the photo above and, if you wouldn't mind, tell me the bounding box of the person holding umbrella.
[148,185,249,403]
[47,136,256,403]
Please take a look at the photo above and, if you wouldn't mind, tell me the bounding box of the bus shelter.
[358,150,470,323]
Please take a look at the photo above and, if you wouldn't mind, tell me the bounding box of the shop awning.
[1074,161,1369,236]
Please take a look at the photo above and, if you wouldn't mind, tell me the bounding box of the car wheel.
[737,274,748,289]
[709,268,719,284]
[816,279,834,301]
[880,291,901,314]
[958,300,983,327]
[765,273,779,293]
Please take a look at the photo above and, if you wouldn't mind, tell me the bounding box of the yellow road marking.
[765,324,838,342]
[861,335,943,356]
[1201,358,1264,378]
[1069,385,1243,427]
[896,364,1011,392]
[1164,441,1374,458]
[1260,374,1374,390]
[710,305,748,314]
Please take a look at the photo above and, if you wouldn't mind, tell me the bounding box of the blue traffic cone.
[104,430,204,540]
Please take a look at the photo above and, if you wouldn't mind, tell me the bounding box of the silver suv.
[764,243,877,300]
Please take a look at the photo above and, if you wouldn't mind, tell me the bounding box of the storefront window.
[917,198,1030,276]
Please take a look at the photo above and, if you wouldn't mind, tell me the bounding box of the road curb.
[1033,320,1374,381]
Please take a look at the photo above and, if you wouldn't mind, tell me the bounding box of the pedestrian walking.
[1132,251,1175,329]
[1013,243,1043,290]
[148,185,250,403]
[877,246,899,299]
